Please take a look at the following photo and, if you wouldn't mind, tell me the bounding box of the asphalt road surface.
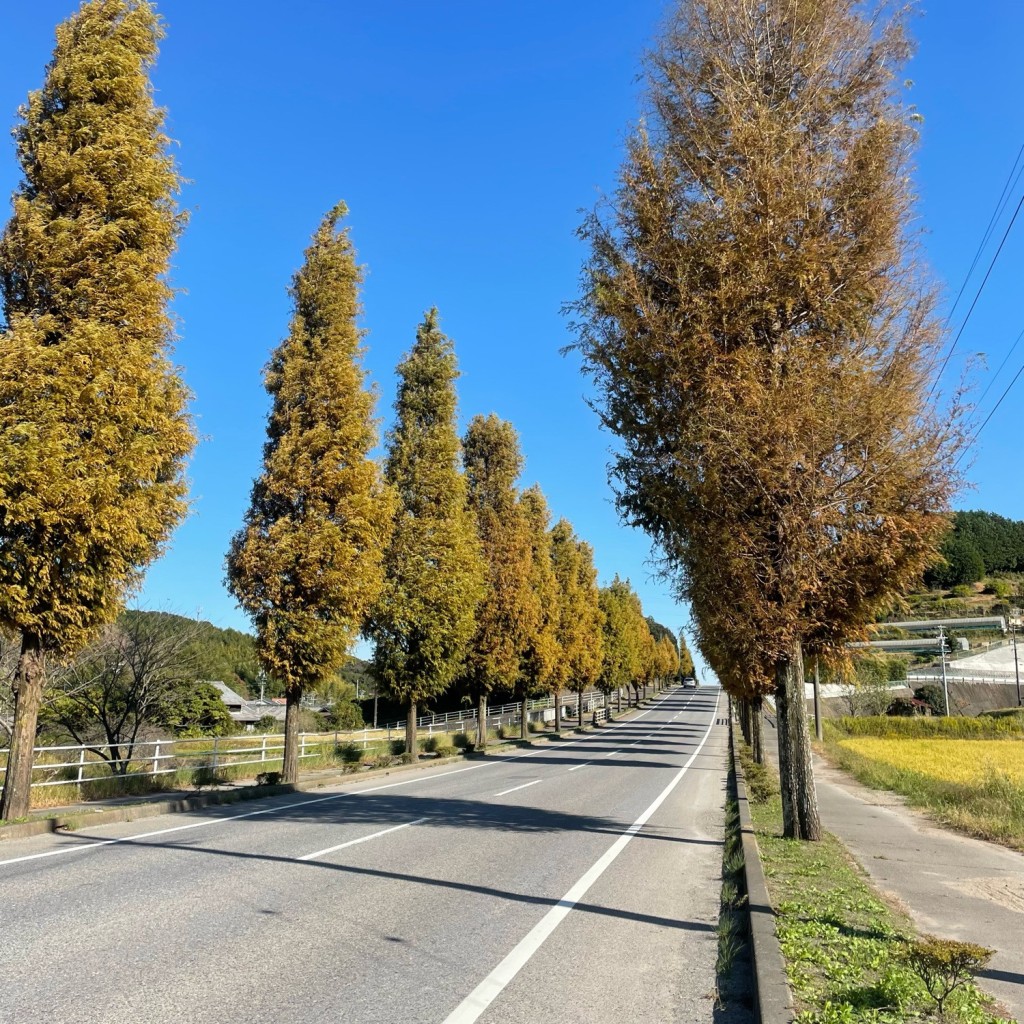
[0,686,732,1024]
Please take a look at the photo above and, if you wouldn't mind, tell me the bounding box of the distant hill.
[122,610,371,699]
[925,510,1024,588]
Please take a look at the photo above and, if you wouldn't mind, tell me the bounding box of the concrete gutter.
[731,719,794,1024]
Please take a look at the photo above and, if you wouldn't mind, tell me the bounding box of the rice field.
[824,720,1024,851]
[836,737,1024,786]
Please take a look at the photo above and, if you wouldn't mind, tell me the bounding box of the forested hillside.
[925,511,1024,587]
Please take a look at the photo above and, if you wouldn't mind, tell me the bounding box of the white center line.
[494,780,542,798]
[298,817,427,862]
[567,762,590,772]
[442,689,721,1024]
[603,750,621,758]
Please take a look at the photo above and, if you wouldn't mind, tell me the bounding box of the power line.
[957,358,1024,467]
[976,324,1024,408]
[933,190,1024,389]
[943,142,1024,329]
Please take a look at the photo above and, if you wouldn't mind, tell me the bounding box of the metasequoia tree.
[0,0,194,819]
[572,0,962,839]
[517,486,558,739]
[654,636,679,689]
[367,310,483,758]
[227,205,394,784]
[677,630,695,679]
[462,415,533,751]
[567,540,605,724]
[549,520,590,732]
[598,578,641,711]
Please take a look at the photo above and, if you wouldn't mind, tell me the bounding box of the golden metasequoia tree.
[572,0,962,839]
[0,0,195,819]
[367,310,484,757]
[227,205,394,784]
[462,415,533,751]
[517,485,559,739]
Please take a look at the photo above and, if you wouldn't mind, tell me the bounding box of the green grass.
[750,788,1004,1022]
[715,758,753,1013]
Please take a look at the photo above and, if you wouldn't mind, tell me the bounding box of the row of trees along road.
[571,0,966,840]
[0,0,693,809]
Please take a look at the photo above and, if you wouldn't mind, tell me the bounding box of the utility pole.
[938,625,950,716]
[813,655,823,741]
[1011,613,1021,708]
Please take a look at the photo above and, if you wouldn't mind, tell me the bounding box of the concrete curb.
[731,719,794,1024]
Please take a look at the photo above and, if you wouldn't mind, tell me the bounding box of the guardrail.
[0,730,382,791]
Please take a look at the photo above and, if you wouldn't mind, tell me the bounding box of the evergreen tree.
[227,204,394,784]
[549,519,583,732]
[0,0,195,819]
[517,485,559,739]
[367,310,484,758]
[462,415,533,750]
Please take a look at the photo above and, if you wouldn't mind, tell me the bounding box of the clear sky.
[1,2,1022,682]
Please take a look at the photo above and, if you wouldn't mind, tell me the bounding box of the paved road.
[0,687,732,1024]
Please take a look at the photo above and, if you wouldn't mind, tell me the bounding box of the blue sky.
[2,2,1022,682]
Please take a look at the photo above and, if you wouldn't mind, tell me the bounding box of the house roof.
[205,679,249,708]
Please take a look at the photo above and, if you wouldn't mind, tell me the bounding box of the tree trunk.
[0,634,45,821]
[519,681,528,741]
[617,687,622,713]
[281,685,301,784]
[406,700,417,759]
[738,699,750,744]
[775,641,821,841]
[477,692,487,752]
[751,694,764,764]
[553,687,562,734]
[577,689,583,729]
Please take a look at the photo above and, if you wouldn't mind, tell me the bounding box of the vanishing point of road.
[0,687,731,1024]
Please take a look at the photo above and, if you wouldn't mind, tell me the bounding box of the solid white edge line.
[0,686,702,870]
[297,817,428,861]
[493,780,543,798]
[441,689,721,1024]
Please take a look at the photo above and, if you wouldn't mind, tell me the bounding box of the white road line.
[442,689,721,1024]
[567,762,590,772]
[297,817,427,861]
[0,687,690,871]
[603,750,620,759]
[493,780,542,798]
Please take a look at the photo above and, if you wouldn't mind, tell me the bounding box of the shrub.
[901,936,994,1017]
[389,739,406,756]
[951,583,974,598]
[913,685,946,717]
[886,697,915,717]
[191,766,226,790]
[255,771,282,786]
[743,760,778,804]
[371,753,395,769]
[527,719,544,733]
[452,731,473,750]
[335,742,363,765]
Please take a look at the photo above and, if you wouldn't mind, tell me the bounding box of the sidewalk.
[812,755,1024,1021]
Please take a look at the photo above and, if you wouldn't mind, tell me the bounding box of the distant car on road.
[681,675,698,688]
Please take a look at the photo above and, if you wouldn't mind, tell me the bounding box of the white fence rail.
[0,685,645,794]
